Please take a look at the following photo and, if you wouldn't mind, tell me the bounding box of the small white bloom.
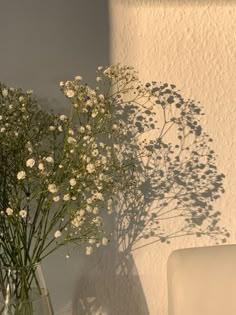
[85,246,93,255]
[53,196,60,202]
[79,210,85,216]
[59,115,67,121]
[59,164,63,168]
[75,75,82,81]
[26,158,35,168]
[78,126,85,133]
[96,76,102,82]
[102,237,108,246]
[48,184,58,194]
[45,156,54,163]
[58,125,63,132]
[86,163,95,173]
[6,208,13,216]
[0,115,2,120]
[98,66,103,71]
[0,127,5,132]
[17,171,26,180]
[26,89,33,94]
[59,81,65,87]
[38,163,44,171]
[93,207,99,214]
[49,126,56,131]
[54,230,62,238]
[68,129,74,135]
[94,192,103,200]
[69,178,76,186]
[98,94,104,101]
[67,136,76,144]
[86,198,92,205]
[63,194,70,201]
[66,89,75,98]
[2,89,8,97]
[92,149,99,157]
[19,96,24,102]
[19,209,27,218]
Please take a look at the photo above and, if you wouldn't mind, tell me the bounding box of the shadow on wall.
[69,76,229,315]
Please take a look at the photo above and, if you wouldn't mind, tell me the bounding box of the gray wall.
[0,1,110,314]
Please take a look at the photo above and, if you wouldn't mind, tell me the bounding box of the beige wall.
[109,1,236,314]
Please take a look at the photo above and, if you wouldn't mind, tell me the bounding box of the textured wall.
[109,1,236,314]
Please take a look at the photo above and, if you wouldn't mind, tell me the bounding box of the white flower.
[17,171,26,180]
[54,230,62,238]
[59,81,64,87]
[69,178,76,186]
[48,184,58,194]
[19,96,24,102]
[102,237,108,246]
[59,115,67,121]
[86,163,95,173]
[98,94,104,101]
[2,89,8,97]
[45,156,54,163]
[96,76,102,82]
[26,89,33,94]
[0,128,5,133]
[68,129,74,135]
[97,66,103,71]
[38,163,44,171]
[79,210,85,216]
[26,158,35,168]
[67,136,76,144]
[75,75,82,81]
[66,89,75,98]
[78,126,85,133]
[63,194,70,201]
[58,125,63,132]
[53,196,60,202]
[6,208,13,216]
[49,126,56,131]
[92,149,99,157]
[0,115,2,120]
[71,216,82,227]
[94,192,103,200]
[85,246,93,255]
[19,209,27,218]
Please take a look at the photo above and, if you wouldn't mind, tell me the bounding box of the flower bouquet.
[0,65,228,314]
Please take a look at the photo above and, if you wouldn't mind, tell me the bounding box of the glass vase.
[0,263,54,315]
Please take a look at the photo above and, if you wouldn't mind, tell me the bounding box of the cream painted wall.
[109,1,236,314]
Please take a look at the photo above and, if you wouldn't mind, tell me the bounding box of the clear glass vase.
[0,263,54,315]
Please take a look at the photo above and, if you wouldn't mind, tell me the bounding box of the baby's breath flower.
[19,209,27,218]
[75,75,82,81]
[48,184,58,194]
[45,156,54,163]
[78,126,85,133]
[0,115,2,120]
[17,171,26,180]
[86,163,95,173]
[26,158,35,168]
[59,81,64,87]
[6,208,13,216]
[2,89,8,97]
[85,246,93,255]
[66,89,75,98]
[67,136,76,144]
[38,163,44,171]
[49,126,56,131]
[96,77,102,82]
[63,194,70,201]
[54,230,62,238]
[59,115,67,121]
[102,237,108,246]
[69,178,76,186]
[53,196,60,202]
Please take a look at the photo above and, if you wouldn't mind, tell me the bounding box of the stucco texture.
[109,1,236,314]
